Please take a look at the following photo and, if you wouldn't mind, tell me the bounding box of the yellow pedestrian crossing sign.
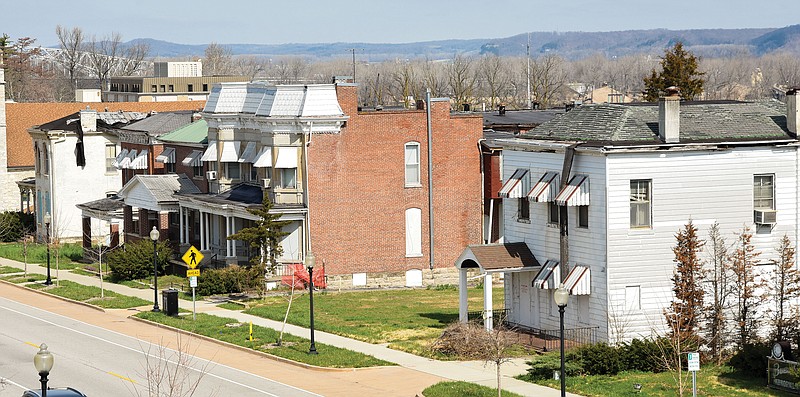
[182,246,203,269]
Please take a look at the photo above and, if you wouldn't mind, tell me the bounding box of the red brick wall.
[166,144,209,193]
[308,85,483,275]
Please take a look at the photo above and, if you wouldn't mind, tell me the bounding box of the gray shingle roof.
[136,174,201,203]
[523,100,792,145]
[122,111,195,136]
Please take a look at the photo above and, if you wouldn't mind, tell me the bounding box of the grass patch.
[2,273,48,283]
[241,286,505,357]
[0,265,23,274]
[26,280,151,309]
[0,242,84,268]
[422,381,524,397]
[217,302,246,310]
[135,311,393,368]
[520,365,795,396]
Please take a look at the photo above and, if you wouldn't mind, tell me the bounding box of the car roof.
[22,388,87,397]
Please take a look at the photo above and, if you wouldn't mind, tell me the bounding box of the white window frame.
[630,179,651,228]
[577,205,589,228]
[404,142,421,187]
[753,174,774,210]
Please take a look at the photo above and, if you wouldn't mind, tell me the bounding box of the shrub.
[621,338,669,373]
[196,266,260,296]
[107,239,173,281]
[728,343,770,378]
[576,342,622,375]
[0,211,33,242]
[524,351,583,380]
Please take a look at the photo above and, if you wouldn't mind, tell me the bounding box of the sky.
[5,0,800,47]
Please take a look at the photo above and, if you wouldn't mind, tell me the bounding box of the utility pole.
[351,48,356,83]
[527,33,532,109]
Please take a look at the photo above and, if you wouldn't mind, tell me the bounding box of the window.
[278,168,296,188]
[226,162,240,179]
[578,206,589,228]
[404,142,420,186]
[193,164,203,178]
[548,202,560,224]
[165,162,176,174]
[43,146,49,176]
[168,84,174,92]
[159,85,165,92]
[753,174,774,209]
[105,144,117,173]
[518,198,530,221]
[202,84,208,91]
[187,84,194,92]
[405,208,422,257]
[151,85,157,93]
[34,145,40,174]
[625,286,641,311]
[630,179,651,228]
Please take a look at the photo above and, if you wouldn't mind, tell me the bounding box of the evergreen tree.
[227,192,291,278]
[730,227,765,348]
[643,42,705,101]
[665,221,705,350]
[703,222,734,364]
[771,234,800,341]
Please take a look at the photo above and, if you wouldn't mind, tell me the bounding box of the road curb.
[129,315,392,373]
[0,278,107,313]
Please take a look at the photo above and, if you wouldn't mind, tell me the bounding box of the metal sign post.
[688,352,700,397]
[182,246,203,321]
[189,275,198,320]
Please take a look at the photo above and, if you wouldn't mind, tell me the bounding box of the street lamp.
[34,343,54,397]
[150,226,160,312]
[43,212,52,286]
[554,283,570,397]
[306,250,318,355]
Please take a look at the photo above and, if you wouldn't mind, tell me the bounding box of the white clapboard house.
[456,89,800,344]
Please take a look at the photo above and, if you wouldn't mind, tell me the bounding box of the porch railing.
[510,323,599,352]
[467,309,511,327]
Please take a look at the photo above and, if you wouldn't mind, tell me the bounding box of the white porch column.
[225,215,232,258]
[199,210,205,250]
[179,207,185,244]
[459,268,469,323]
[483,273,493,331]
[231,217,237,257]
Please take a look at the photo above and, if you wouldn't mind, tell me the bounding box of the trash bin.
[162,289,179,316]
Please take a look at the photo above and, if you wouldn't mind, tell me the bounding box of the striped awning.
[498,169,528,198]
[219,141,240,163]
[119,149,137,169]
[112,148,129,169]
[532,260,561,289]
[129,149,149,170]
[275,147,298,169]
[239,142,257,163]
[528,171,560,202]
[253,147,273,168]
[182,150,203,167]
[155,147,175,164]
[555,175,590,206]
[563,265,591,295]
[200,140,217,162]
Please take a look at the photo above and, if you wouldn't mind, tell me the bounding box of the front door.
[519,272,532,326]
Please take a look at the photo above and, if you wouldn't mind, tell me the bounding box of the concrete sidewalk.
[1,258,580,396]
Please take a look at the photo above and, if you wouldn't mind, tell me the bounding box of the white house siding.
[501,148,609,340]
[49,134,121,239]
[605,146,797,343]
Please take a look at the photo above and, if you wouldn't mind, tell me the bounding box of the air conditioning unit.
[754,209,777,225]
[206,171,217,180]
[261,178,271,188]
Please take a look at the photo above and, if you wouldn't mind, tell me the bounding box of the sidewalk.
[0,258,580,396]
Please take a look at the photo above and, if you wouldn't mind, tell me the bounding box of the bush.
[0,211,33,242]
[524,351,583,380]
[575,342,622,375]
[107,239,173,281]
[196,266,260,296]
[728,343,770,378]
[621,338,669,373]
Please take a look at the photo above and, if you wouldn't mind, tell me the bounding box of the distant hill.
[132,25,800,61]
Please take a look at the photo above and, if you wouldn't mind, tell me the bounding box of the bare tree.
[446,54,478,109]
[203,43,233,76]
[55,25,85,90]
[420,58,448,98]
[121,40,150,76]
[531,54,567,108]
[770,234,800,342]
[87,32,124,89]
[478,54,510,110]
[703,222,734,364]
[730,227,765,348]
[130,337,217,397]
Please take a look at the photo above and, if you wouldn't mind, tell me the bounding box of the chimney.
[80,108,97,132]
[658,86,680,143]
[192,112,202,122]
[787,87,800,134]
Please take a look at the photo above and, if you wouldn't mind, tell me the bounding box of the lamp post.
[150,226,160,312]
[43,212,52,285]
[306,251,318,354]
[34,343,54,397]
[554,283,570,397]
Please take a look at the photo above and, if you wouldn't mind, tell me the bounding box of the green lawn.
[27,280,151,309]
[422,381,524,397]
[0,265,22,274]
[136,311,393,368]
[521,365,795,397]
[0,242,84,269]
[1,273,48,283]
[240,286,505,357]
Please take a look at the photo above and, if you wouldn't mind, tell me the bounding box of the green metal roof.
[158,119,208,144]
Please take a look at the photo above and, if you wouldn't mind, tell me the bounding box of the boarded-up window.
[280,222,301,261]
[405,207,422,257]
[625,285,641,311]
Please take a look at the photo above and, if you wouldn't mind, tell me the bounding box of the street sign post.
[688,352,700,397]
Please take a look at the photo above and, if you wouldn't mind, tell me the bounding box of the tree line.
[2,27,800,107]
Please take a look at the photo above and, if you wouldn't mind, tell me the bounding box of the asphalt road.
[0,296,321,397]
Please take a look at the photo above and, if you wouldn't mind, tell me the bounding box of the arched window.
[404,142,420,186]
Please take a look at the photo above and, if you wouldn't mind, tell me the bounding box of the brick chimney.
[787,87,800,134]
[658,86,680,143]
[80,107,97,132]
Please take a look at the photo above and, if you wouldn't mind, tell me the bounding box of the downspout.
[305,121,313,256]
[559,144,579,279]
[426,89,435,273]
[478,139,488,243]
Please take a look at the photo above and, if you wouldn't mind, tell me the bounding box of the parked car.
[22,388,87,397]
